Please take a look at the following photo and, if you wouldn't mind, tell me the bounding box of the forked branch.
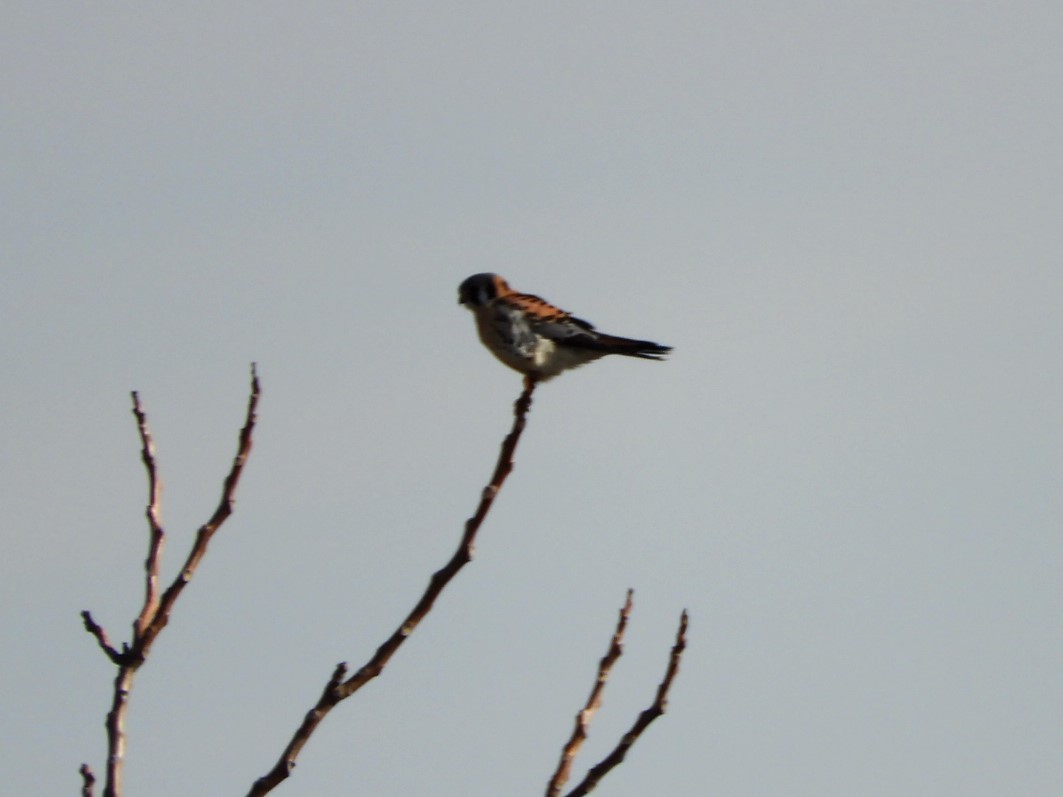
[550,596,689,797]
[247,379,537,796]
[135,366,260,659]
[80,365,261,797]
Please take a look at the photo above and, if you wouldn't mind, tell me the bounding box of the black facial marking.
[459,273,500,307]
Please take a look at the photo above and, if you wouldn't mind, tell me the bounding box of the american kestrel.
[458,273,672,382]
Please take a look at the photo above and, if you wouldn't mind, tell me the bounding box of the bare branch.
[80,763,96,797]
[546,589,634,797]
[248,379,537,796]
[134,363,261,659]
[82,365,681,797]
[131,391,165,638]
[81,365,261,797]
[80,611,124,665]
[337,380,533,696]
[563,609,689,797]
[101,667,135,797]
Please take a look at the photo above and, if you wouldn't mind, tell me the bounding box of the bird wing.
[501,291,602,345]
[510,293,671,359]
[489,291,671,361]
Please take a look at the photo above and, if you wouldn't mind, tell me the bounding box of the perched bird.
[458,273,672,383]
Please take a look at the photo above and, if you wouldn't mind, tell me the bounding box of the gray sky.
[4,2,1062,795]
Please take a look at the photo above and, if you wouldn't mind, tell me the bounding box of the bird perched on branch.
[458,273,672,384]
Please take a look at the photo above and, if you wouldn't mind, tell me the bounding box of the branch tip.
[81,611,123,664]
[329,662,348,685]
[555,598,689,797]
[79,763,96,797]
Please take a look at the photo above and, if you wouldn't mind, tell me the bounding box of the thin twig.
[80,763,96,797]
[247,379,537,797]
[562,609,689,797]
[80,611,124,665]
[81,365,261,797]
[131,392,165,638]
[134,364,261,659]
[546,589,634,797]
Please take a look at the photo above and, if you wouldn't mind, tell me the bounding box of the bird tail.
[596,334,673,361]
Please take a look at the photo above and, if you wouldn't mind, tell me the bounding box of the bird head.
[458,273,508,307]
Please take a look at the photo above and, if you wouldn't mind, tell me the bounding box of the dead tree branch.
[79,764,96,797]
[131,394,164,638]
[563,609,689,797]
[79,611,123,665]
[546,590,634,797]
[80,368,682,796]
[246,379,537,796]
[80,364,260,797]
[553,600,689,797]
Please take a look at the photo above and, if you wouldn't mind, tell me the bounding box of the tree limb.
[546,590,634,797]
[562,608,689,797]
[80,364,261,797]
[247,379,537,796]
[131,392,165,638]
[134,365,261,660]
